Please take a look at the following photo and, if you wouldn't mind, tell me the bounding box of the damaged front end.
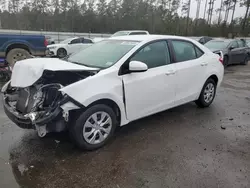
[2,70,94,137]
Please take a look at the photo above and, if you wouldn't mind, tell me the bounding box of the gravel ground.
[0,64,250,188]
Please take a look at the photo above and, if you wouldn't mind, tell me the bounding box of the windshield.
[67,40,139,68]
[111,31,129,37]
[204,40,229,49]
[60,38,74,44]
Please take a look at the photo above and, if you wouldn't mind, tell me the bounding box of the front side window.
[130,41,171,68]
[237,40,244,48]
[60,38,74,44]
[129,32,147,35]
[171,40,197,62]
[83,39,93,43]
[70,38,81,44]
[229,41,238,48]
[68,40,139,68]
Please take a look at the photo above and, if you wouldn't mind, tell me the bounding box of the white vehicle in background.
[93,30,150,43]
[2,35,224,151]
[47,37,93,58]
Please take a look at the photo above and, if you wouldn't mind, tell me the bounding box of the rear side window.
[171,40,199,62]
[195,47,204,58]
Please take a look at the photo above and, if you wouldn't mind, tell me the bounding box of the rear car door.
[228,40,241,64]
[236,39,248,63]
[169,40,207,105]
[122,40,177,121]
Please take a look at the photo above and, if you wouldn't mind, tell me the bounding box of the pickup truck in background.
[0,34,48,67]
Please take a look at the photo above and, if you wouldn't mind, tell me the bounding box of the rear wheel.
[6,48,31,68]
[195,78,216,108]
[57,48,67,58]
[241,56,250,65]
[70,104,117,150]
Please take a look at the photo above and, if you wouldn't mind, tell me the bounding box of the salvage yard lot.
[1,64,250,188]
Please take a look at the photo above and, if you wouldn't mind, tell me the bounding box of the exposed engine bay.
[3,70,96,137]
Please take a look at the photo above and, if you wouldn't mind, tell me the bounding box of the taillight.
[44,39,48,47]
[219,56,223,64]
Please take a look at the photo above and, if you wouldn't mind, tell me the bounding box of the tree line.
[0,0,250,37]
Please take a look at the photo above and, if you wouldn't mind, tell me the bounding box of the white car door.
[67,38,83,54]
[122,40,177,121]
[170,40,207,105]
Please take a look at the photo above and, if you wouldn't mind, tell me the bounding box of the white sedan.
[2,35,224,150]
[47,37,93,58]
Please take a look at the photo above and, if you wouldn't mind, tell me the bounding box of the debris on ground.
[221,125,226,130]
[55,140,60,144]
[229,118,234,121]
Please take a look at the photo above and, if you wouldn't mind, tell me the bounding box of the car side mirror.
[229,46,235,50]
[129,61,148,72]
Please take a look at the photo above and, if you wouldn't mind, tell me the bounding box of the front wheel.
[195,79,217,108]
[70,104,117,150]
[57,48,67,58]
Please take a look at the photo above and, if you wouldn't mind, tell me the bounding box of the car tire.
[195,78,217,108]
[56,48,67,58]
[223,55,229,67]
[69,104,118,150]
[6,48,31,68]
[241,56,250,65]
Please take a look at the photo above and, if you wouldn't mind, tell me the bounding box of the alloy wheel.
[203,83,215,103]
[83,111,112,145]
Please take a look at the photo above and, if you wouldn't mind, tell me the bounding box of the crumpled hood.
[11,58,99,88]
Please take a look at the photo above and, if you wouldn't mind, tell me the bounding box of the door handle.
[165,70,176,75]
[201,62,208,66]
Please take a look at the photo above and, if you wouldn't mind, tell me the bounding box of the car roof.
[208,39,233,43]
[116,30,149,32]
[109,35,197,42]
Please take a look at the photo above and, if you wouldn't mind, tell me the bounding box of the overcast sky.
[180,0,246,22]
